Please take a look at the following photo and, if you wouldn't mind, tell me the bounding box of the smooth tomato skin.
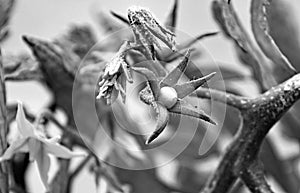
[158,86,178,108]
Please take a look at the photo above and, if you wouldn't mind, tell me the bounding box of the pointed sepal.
[110,11,130,25]
[164,0,178,32]
[160,49,191,87]
[146,103,169,144]
[169,100,216,125]
[174,72,216,98]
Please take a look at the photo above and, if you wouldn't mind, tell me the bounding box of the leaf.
[35,145,50,190]
[212,0,272,89]
[184,61,246,81]
[260,138,300,193]
[131,43,156,61]
[146,103,169,144]
[54,24,97,59]
[251,0,297,77]
[96,11,124,34]
[115,128,146,161]
[177,32,219,51]
[131,56,166,77]
[5,67,42,81]
[0,0,15,42]
[16,102,35,138]
[174,72,216,98]
[110,11,130,25]
[92,126,113,161]
[22,35,75,87]
[3,56,22,74]
[160,49,190,87]
[41,137,86,159]
[267,0,300,71]
[28,138,41,161]
[161,47,194,64]
[164,0,178,32]
[0,138,28,161]
[3,54,42,81]
[169,100,216,125]
[97,166,125,193]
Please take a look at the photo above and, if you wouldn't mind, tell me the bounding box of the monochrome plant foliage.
[0,0,300,193]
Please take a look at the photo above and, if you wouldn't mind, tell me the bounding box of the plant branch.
[201,73,300,193]
[0,50,9,193]
[66,153,93,193]
[194,87,251,110]
[50,133,72,193]
[240,160,274,193]
[38,110,88,149]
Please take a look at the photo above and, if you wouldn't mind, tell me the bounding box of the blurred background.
[2,0,300,193]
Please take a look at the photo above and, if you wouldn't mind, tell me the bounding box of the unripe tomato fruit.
[158,86,178,108]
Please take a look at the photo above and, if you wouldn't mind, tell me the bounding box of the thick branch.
[240,161,274,193]
[201,73,300,193]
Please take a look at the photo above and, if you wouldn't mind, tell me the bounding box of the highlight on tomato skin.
[158,86,178,109]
